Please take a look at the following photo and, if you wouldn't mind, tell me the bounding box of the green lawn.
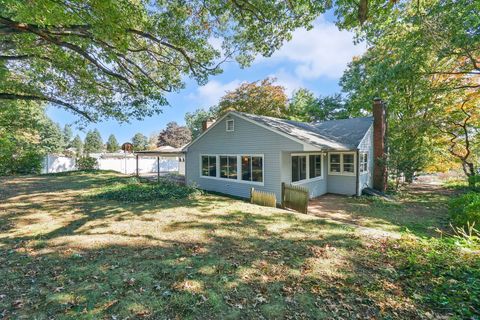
[0,171,478,319]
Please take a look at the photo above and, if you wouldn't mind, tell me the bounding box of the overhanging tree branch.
[0,93,93,121]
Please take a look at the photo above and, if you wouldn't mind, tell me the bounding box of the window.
[220,156,237,179]
[201,155,216,177]
[201,154,263,184]
[309,154,322,178]
[292,155,307,182]
[291,154,322,183]
[329,153,356,175]
[329,154,341,173]
[343,153,355,173]
[360,153,368,173]
[226,119,234,132]
[241,155,263,182]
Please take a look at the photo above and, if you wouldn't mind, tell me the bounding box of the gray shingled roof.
[234,111,373,150]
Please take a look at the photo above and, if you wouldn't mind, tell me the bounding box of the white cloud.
[190,79,241,106]
[259,17,366,80]
[269,69,304,97]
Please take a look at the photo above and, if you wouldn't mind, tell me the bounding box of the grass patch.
[348,190,449,237]
[1,172,478,319]
[384,235,480,318]
[449,192,480,228]
[89,176,202,202]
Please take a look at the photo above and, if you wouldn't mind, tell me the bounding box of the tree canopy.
[132,133,148,151]
[71,134,83,155]
[288,89,347,122]
[157,122,192,148]
[217,78,289,118]
[83,129,103,154]
[0,0,334,122]
[339,0,480,181]
[0,100,66,174]
[185,107,217,140]
[106,134,119,153]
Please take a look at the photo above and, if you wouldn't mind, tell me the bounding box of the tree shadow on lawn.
[0,207,439,319]
[0,171,128,201]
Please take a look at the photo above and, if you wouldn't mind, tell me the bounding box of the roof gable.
[184,111,373,151]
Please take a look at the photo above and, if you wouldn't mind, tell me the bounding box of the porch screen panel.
[292,156,306,182]
[309,155,322,178]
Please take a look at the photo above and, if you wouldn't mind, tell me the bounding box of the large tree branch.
[1,16,136,89]
[128,28,201,75]
[0,92,93,121]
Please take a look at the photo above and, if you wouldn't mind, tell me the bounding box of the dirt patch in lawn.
[308,183,453,238]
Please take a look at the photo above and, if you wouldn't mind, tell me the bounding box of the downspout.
[355,149,360,196]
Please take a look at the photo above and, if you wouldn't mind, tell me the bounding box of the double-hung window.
[329,153,356,175]
[241,155,263,182]
[343,154,355,173]
[226,119,234,131]
[201,155,216,177]
[220,156,237,179]
[360,153,368,173]
[329,154,341,173]
[292,153,322,183]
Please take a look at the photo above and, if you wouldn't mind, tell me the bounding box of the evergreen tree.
[63,125,73,148]
[71,135,84,155]
[84,129,104,154]
[106,134,120,152]
[40,121,66,154]
[132,133,148,151]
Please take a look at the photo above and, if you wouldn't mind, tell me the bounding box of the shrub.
[0,145,43,176]
[468,175,480,191]
[387,236,480,318]
[90,177,201,202]
[449,192,480,228]
[13,150,43,175]
[77,156,98,170]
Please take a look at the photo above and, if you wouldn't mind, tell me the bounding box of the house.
[183,99,387,202]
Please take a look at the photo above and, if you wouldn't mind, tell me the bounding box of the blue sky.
[47,13,365,144]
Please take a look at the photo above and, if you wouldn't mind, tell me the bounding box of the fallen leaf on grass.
[102,299,118,310]
[11,299,23,309]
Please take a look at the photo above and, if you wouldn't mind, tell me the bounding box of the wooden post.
[250,187,254,203]
[157,156,160,182]
[281,182,285,208]
[136,154,139,177]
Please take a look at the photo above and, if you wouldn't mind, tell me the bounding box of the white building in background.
[42,154,76,174]
[42,146,184,175]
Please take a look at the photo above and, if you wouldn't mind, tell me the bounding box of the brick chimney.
[202,118,215,132]
[373,98,387,192]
